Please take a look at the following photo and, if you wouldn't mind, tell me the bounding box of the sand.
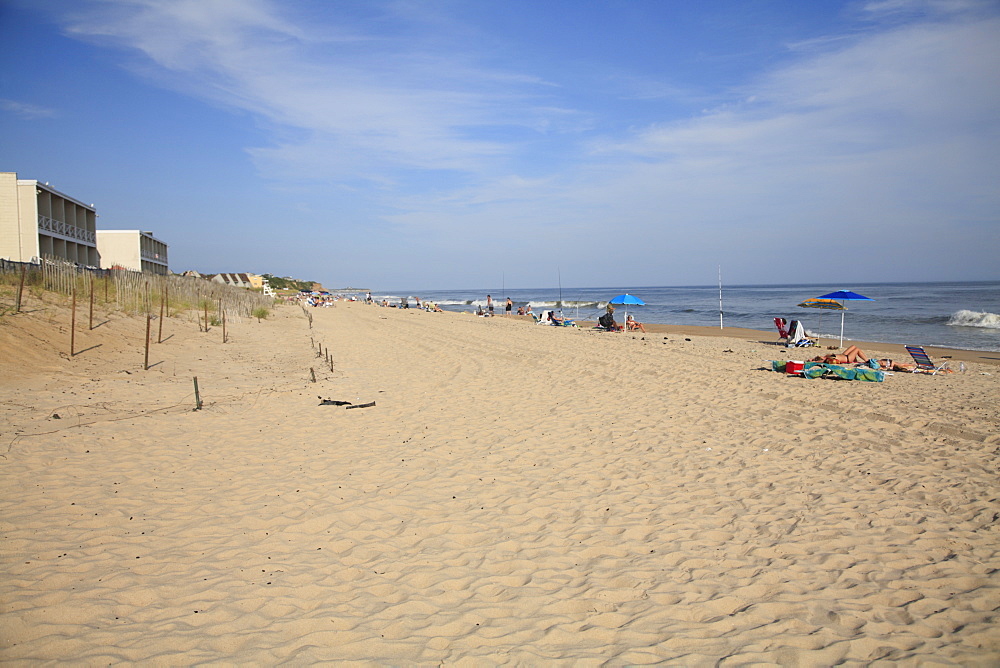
[2,299,999,665]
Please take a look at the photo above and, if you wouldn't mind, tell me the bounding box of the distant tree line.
[262,274,316,292]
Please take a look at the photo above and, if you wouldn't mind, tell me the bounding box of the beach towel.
[802,364,827,379]
[798,363,884,382]
[787,320,814,347]
[853,367,885,382]
[825,365,857,381]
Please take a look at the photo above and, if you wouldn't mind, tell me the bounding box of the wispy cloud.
[381,3,1000,281]
[44,0,1000,284]
[0,98,56,119]
[61,0,565,183]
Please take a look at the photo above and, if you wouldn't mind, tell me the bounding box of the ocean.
[368,282,1000,353]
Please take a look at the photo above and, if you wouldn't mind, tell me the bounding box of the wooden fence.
[3,257,273,322]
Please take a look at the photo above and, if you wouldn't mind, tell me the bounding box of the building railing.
[141,248,168,263]
[38,215,96,245]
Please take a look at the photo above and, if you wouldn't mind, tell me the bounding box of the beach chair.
[787,320,815,347]
[774,317,790,343]
[904,345,949,374]
[595,313,621,332]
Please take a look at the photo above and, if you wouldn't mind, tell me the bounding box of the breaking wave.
[946,310,1000,329]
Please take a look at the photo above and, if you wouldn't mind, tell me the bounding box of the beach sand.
[2,299,998,664]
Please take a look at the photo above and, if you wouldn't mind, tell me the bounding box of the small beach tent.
[815,290,874,347]
[608,294,645,329]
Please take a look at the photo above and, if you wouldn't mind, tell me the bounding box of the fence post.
[144,314,151,370]
[15,264,26,313]
[193,376,203,410]
[158,292,165,343]
[70,282,77,356]
[89,275,94,330]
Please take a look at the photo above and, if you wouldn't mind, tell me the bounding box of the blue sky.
[2,0,998,290]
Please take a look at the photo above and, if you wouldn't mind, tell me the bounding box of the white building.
[96,230,169,274]
[0,172,99,266]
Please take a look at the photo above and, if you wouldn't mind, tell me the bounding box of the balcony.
[141,248,168,264]
[38,215,96,245]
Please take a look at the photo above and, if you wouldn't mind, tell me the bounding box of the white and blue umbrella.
[608,293,645,329]
[816,290,874,347]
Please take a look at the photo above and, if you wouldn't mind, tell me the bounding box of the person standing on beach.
[505,297,512,316]
[487,294,493,316]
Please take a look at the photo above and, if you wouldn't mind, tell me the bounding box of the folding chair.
[774,317,790,343]
[904,345,949,374]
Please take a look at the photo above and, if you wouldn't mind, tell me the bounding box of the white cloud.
[61,0,564,182]
[379,6,1000,283]
[48,0,1000,284]
[0,98,57,119]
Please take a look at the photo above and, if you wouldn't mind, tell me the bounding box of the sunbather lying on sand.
[811,345,869,365]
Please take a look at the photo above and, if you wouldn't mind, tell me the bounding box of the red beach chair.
[774,317,790,343]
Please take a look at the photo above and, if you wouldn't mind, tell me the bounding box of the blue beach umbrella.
[608,293,645,328]
[816,290,874,347]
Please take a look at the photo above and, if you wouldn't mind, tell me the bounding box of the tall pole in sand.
[718,265,724,330]
[557,267,563,316]
[70,281,77,356]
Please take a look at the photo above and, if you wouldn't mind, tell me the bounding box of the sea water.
[369,282,1000,353]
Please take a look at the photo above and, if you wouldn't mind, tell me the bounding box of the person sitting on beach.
[811,345,869,365]
[517,306,525,316]
[626,314,646,333]
[598,312,620,331]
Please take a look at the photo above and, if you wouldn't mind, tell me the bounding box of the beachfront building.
[209,273,254,288]
[96,230,169,275]
[0,171,99,266]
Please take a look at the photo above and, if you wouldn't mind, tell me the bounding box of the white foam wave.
[947,309,1000,329]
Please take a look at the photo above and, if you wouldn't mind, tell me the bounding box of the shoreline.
[501,314,1000,366]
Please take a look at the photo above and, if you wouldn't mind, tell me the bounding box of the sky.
[1,0,998,291]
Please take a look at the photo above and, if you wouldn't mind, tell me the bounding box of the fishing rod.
[558,267,563,317]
